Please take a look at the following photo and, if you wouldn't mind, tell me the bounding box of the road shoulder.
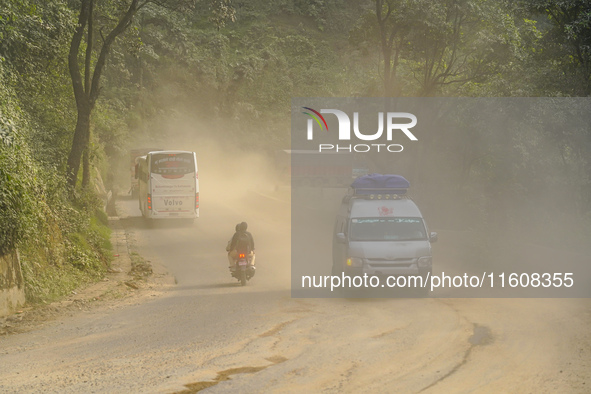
[0,198,172,336]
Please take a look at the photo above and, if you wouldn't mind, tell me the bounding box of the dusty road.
[0,174,589,393]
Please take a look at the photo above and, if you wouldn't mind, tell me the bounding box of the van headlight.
[418,256,432,268]
[346,257,363,267]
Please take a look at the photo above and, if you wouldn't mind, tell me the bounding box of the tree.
[530,0,591,96]
[407,0,515,96]
[67,0,143,187]
[349,0,516,96]
[66,0,232,188]
[374,0,414,96]
[349,0,416,96]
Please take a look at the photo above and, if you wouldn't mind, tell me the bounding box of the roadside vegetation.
[1,0,590,304]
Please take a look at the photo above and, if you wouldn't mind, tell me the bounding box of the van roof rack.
[343,174,411,206]
[343,189,411,208]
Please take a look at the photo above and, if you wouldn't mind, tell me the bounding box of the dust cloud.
[122,112,293,286]
[118,98,591,297]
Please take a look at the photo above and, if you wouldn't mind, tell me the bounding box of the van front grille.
[367,258,414,268]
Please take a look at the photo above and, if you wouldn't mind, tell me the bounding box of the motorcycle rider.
[226,222,255,270]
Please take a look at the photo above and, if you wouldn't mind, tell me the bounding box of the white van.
[332,176,437,281]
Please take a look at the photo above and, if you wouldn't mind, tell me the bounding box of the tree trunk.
[67,108,91,187]
[82,145,90,188]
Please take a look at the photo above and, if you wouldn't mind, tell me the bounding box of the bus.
[129,147,162,198]
[136,150,199,221]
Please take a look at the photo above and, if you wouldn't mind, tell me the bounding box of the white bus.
[137,150,199,221]
[129,147,162,198]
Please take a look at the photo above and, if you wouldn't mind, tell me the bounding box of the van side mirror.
[336,233,346,243]
[429,232,438,243]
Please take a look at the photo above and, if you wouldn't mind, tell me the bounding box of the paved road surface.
[0,182,589,393]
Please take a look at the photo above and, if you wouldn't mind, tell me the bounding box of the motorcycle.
[231,251,256,286]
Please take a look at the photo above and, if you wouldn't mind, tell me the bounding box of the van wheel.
[414,272,431,297]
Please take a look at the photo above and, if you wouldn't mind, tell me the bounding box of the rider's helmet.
[239,222,248,231]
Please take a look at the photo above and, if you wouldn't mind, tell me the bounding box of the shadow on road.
[175,283,245,291]
[116,194,135,202]
[118,216,194,230]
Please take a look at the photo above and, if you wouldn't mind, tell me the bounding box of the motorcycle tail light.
[239,253,245,258]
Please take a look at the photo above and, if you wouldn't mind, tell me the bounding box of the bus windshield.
[150,153,195,176]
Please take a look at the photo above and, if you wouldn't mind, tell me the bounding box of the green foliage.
[0,0,74,74]
[209,0,236,29]
[109,1,365,149]
[0,4,112,304]
[349,0,526,96]
[0,0,76,169]
[525,0,591,95]
[0,65,36,255]
[19,200,112,303]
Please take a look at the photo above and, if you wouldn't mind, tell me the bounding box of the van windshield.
[150,153,194,175]
[349,217,427,241]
